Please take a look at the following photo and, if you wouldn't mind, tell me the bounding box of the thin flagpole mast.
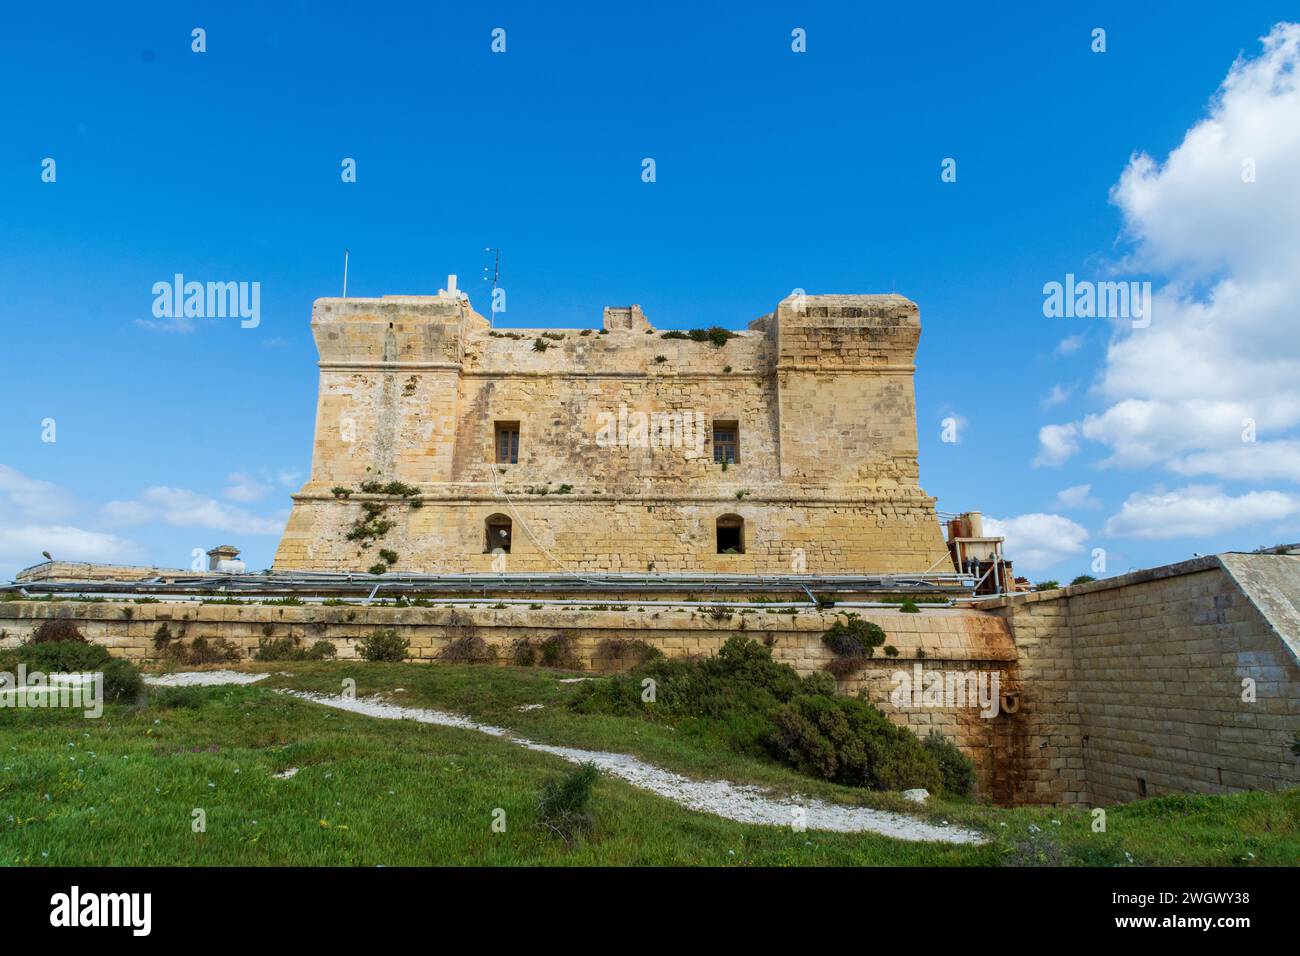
[342,249,350,298]
[483,247,500,328]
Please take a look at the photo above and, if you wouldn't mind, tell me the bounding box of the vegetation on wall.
[570,636,968,795]
[659,327,736,347]
[821,614,887,677]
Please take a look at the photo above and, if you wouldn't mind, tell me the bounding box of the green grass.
[0,662,1295,866]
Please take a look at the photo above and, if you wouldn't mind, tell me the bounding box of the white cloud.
[1048,24,1300,484]
[1055,484,1101,509]
[134,316,196,333]
[1168,440,1300,482]
[1055,334,1085,356]
[1041,384,1072,409]
[985,513,1089,573]
[0,525,141,566]
[0,464,78,522]
[1102,484,1299,540]
[0,465,143,577]
[1034,423,1079,467]
[103,486,287,536]
[224,472,272,502]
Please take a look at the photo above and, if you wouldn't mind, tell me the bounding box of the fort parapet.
[273,289,950,574]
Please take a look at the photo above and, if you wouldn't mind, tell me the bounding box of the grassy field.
[0,661,1295,866]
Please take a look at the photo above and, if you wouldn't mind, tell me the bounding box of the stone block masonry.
[982,553,1300,806]
[5,551,1294,806]
[272,289,951,574]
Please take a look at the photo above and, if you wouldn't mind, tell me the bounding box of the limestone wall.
[985,554,1300,806]
[273,291,950,574]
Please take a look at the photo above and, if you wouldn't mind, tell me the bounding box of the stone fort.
[272,285,950,574]
[6,284,1297,807]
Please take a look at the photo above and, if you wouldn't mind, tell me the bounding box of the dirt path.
[279,689,986,844]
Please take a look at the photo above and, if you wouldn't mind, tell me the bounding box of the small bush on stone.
[822,615,886,676]
[255,636,299,661]
[306,640,337,660]
[592,638,662,671]
[898,599,921,613]
[441,634,494,663]
[923,730,976,797]
[511,638,538,666]
[539,633,580,669]
[254,636,336,662]
[536,762,599,844]
[357,628,409,662]
[32,619,86,644]
[185,636,243,664]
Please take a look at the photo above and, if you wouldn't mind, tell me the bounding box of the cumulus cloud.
[1055,484,1101,509]
[984,513,1089,573]
[103,487,287,536]
[1034,423,1079,467]
[1102,484,1299,540]
[1168,440,1300,482]
[1039,24,1300,483]
[0,465,143,577]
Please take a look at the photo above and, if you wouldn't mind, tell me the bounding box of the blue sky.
[3,1,1299,581]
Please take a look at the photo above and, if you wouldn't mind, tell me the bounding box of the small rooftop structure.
[206,545,245,573]
[602,304,652,332]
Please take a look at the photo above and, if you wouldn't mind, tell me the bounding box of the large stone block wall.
[275,497,948,574]
[986,555,1300,806]
[273,291,950,573]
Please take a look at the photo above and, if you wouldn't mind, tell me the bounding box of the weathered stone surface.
[272,291,950,573]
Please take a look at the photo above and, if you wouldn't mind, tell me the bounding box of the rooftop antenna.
[342,248,350,298]
[483,247,500,327]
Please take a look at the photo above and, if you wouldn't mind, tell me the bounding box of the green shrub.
[898,599,921,613]
[255,636,300,661]
[21,640,110,672]
[16,641,141,703]
[511,638,538,666]
[536,762,599,844]
[306,640,337,660]
[31,618,86,644]
[923,730,976,796]
[357,628,409,662]
[1070,575,1097,586]
[539,633,579,669]
[821,615,886,676]
[102,658,143,702]
[767,694,942,791]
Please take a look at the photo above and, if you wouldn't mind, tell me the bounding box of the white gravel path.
[144,671,269,687]
[280,689,986,844]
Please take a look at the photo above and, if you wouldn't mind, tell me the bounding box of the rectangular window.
[495,422,520,464]
[713,421,738,464]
